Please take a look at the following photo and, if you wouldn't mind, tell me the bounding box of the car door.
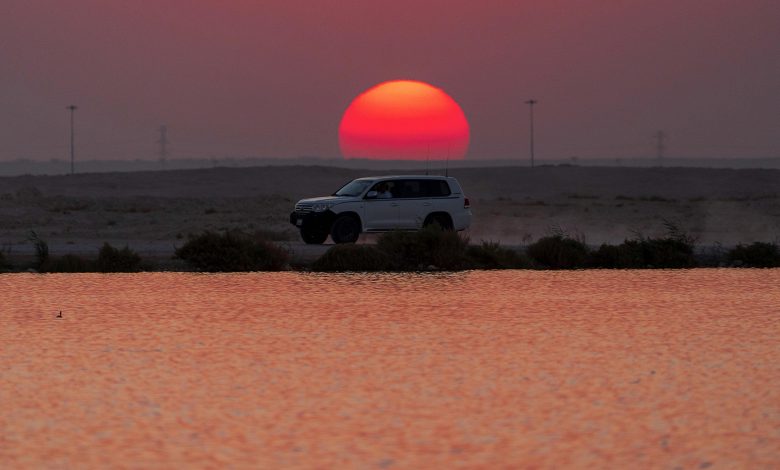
[400,179,454,229]
[361,182,400,230]
[395,179,426,229]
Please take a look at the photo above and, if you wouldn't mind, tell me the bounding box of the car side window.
[424,180,452,197]
[394,180,424,198]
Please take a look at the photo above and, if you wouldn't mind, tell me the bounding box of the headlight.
[312,203,332,212]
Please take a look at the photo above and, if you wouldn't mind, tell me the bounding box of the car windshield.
[333,179,373,197]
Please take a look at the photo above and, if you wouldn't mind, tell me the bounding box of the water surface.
[1,270,778,468]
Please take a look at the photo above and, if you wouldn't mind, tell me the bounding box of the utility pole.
[67,105,77,175]
[158,125,169,166]
[654,130,666,161]
[525,99,537,167]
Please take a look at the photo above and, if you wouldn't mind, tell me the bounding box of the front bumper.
[289,210,335,229]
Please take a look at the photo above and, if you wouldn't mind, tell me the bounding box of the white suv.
[290,175,472,244]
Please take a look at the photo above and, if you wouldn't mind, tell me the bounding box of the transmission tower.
[158,125,169,166]
[654,130,666,161]
[525,99,538,167]
[67,105,77,174]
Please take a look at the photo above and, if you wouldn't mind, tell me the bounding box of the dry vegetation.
[0,165,778,270]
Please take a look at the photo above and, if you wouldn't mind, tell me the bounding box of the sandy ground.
[1,165,779,265]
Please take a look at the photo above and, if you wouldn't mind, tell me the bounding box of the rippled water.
[1,270,778,468]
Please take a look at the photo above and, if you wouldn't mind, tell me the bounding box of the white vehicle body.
[290,175,472,244]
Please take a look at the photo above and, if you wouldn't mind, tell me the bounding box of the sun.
[339,80,470,160]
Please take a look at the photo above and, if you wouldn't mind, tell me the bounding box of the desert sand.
[1,165,779,265]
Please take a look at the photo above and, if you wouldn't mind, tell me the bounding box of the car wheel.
[300,226,328,244]
[425,214,454,231]
[331,215,361,244]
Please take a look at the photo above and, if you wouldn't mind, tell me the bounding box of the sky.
[2,0,779,162]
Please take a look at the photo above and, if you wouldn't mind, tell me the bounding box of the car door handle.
[423,202,432,206]
[390,203,399,207]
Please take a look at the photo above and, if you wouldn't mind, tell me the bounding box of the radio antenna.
[426,144,430,175]
[445,144,450,177]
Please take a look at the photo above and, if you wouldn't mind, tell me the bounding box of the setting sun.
[339,80,470,160]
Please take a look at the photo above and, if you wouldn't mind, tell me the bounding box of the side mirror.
[365,191,378,199]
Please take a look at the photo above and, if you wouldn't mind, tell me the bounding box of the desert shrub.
[175,230,288,272]
[28,230,49,269]
[466,242,532,269]
[526,235,589,269]
[694,244,728,268]
[589,238,695,269]
[589,221,697,269]
[42,254,92,273]
[588,220,697,269]
[312,244,391,272]
[634,237,696,268]
[635,221,696,268]
[96,243,142,272]
[727,242,780,268]
[376,226,469,270]
[589,243,631,268]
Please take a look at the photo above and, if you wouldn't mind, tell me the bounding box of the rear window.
[424,180,452,197]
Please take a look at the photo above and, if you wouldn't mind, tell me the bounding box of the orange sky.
[1,0,778,161]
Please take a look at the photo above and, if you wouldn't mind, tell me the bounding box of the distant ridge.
[1,156,779,176]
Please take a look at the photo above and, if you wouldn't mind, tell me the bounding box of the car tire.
[331,215,361,244]
[300,226,328,244]
[425,213,454,231]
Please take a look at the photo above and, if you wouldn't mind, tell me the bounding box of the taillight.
[464,197,470,209]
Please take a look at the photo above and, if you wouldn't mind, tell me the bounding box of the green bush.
[588,221,697,269]
[175,230,289,272]
[312,228,537,272]
[589,243,637,268]
[589,237,696,269]
[376,226,469,270]
[636,237,696,268]
[97,243,142,272]
[466,242,531,269]
[526,235,589,269]
[694,244,727,268]
[312,244,391,272]
[42,254,92,273]
[728,242,780,268]
[311,233,533,272]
